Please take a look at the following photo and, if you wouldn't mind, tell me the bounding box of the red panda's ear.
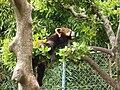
[55,28,62,37]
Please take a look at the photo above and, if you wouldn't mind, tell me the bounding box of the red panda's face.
[55,28,75,39]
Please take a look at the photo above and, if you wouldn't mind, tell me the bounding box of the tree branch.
[89,1,116,48]
[116,14,120,45]
[82,56,118,89]
[91,46,114,57]
[114,13,120,89]
[100,14,115,48]
[69,5,88,19]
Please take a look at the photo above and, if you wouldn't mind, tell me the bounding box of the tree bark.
[91,46,113,56]
[114,14,120,90]
[9,0,40,90]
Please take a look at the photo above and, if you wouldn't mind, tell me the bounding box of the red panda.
[37,40,44,45]
[32,28,75,86]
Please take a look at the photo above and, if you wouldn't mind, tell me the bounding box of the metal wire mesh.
[41,53,116,90]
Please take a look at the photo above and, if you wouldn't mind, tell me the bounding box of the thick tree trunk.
[9,0,40,90]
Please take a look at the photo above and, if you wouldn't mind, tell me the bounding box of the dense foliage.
[0,0,120,89]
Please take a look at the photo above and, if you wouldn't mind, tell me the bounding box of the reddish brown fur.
[32,28,75,86]
[37,40,44,45]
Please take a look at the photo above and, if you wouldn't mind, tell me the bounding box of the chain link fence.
[0,53,116,90]
[41,53,116,90]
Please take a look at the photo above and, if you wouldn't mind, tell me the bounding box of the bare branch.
[82,56,118,89]
[69,5,87,19]
[91,46,114,57]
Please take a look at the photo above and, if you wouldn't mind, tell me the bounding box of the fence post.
[62,60,66,90]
